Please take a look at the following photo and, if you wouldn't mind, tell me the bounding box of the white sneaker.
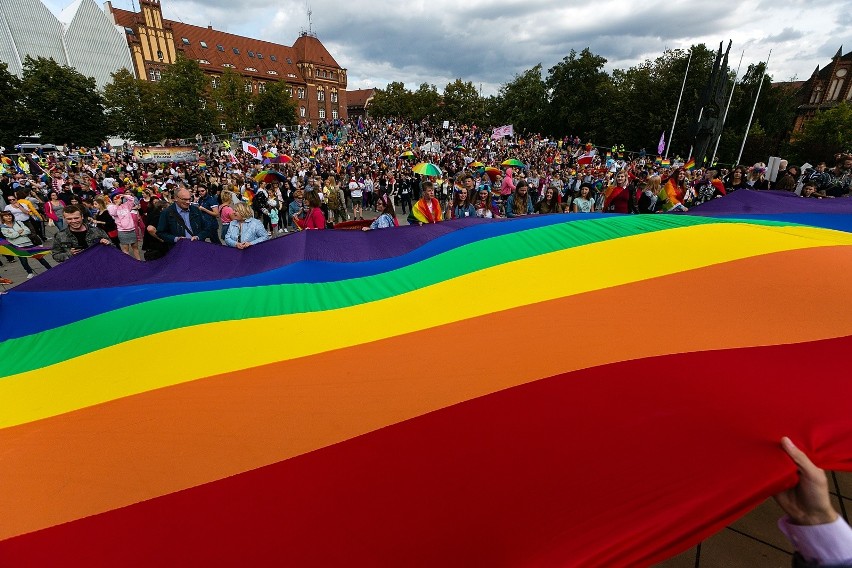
[26,273,34,279]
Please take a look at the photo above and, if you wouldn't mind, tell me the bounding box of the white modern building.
[0,0,135,88]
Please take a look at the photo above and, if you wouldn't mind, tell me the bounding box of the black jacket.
[156,203,213,246]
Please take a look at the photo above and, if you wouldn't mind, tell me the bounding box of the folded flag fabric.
[1,201,851,567]
[685,157,696,171]
[0,240,51,258]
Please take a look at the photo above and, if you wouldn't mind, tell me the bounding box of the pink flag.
[657,132,666,155]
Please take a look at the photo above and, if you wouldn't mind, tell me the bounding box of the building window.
[257,53,263,59]
[217,45,224,52]
[297,87,305,99]
[222,63,235,68]
[287,73,297,78]
[270,55,277,62]
[247,103,254,112]
[245,67,257,72]
[216,101,224,111]
[318,88,325,101]
[156,49,163,60]
[199,99,206,109]
[300,106,306,117]
[810,86,823,104]
[258,82,266,93]
[248,51,255,58]
[211,77,220,89]
[828,79,845,101]
[198,59,210,65]
[315,69,320,77]
[244,81,253,93]
[220,122,226,130]
[233,47,240,55]
[124,27,134,35]
[330,89,338,103]
[148,69,161,81]
[200,41,208,48]
[330,71,335,79]
[332,109,338,120]
[267,70,278,75]
[286,86,293,97]
[319,108,326,119]
[181,37,190,45]
[286,58,292,64]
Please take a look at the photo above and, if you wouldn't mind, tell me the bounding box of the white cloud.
[45,0,847,91]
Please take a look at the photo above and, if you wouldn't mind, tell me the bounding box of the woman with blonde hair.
[638,175,666,213]
[224,202,268,249]
[324,175,346,224]
[218,189,236,240]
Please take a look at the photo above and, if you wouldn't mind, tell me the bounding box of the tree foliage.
[0,62,21,149]
[103,68,151,141]
[157,55,215,138]
[441,79,484,125]
[19,56,107,146]
[212,69,252,132]
[253,81,298,128]
[491,65,548,135]
[787,102,852,165]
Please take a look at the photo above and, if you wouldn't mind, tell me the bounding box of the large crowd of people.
[0,117,850,269]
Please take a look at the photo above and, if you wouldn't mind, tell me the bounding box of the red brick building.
[793,46,852,132]
[106,0,348,124]
[346,88,375,119]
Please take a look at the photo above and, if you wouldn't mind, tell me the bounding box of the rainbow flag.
[0,240,51,258]
[684,157,696,171]
[2,200,852,566]
[654,156,662,165]
[661,158,671,168]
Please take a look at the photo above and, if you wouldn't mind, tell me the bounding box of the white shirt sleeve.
[779,516,852,565]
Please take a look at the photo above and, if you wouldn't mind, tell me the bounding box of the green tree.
[157,55,215,139]
[787,102,852,165]
[368,81,412,118]
[441,79,484,126]
[103,68,152,141]
[253,81,297,127]
[211,69,252,132]
[409,82,440,122]
[545,48,611,139]
[18,56,106,146]
[491,64,549,135]
[0,62,21,149]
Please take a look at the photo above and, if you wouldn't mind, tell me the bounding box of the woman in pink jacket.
[107,193,141,260]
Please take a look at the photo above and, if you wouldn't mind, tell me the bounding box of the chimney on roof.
[208,24,213,30]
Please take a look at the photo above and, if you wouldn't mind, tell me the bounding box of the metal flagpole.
[712,49,744,165]
[666,48,692,160]
[737,49,772,166]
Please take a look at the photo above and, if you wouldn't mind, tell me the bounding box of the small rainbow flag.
[654,156,662,165]
[661,159,671,168]
[0,241,52,259]
[685,158,696,171]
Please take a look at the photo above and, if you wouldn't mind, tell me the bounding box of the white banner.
[491,125,514,139]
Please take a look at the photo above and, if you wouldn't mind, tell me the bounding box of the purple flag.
[657,132,666,155]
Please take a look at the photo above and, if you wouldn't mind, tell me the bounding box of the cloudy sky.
[49,0,849,94]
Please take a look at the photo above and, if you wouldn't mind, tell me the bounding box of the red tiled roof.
[347,88,374,108]
[293,34,340,69]
[111,7,342,83]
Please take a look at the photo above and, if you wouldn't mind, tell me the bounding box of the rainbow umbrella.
[501,158,525,168]
[271,155,292,165]
[253,170,288,183]
[399,150,415,159]
[454,145,466,151]
[263,151,277,158]
[412,162,442,177]
[484,167,501,181]
[470,161,485,169]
